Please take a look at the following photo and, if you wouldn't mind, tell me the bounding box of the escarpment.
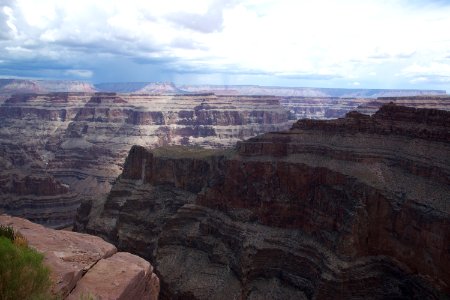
[0,92,292,227]
[76,104,450,299]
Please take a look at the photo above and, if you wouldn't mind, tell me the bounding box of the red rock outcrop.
[0,215,159,299]
[76,104,450,299]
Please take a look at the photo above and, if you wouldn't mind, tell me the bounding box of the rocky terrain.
[0,79,448,229]
[357,95,450,115]
[0,215,159,299]
[3,78,448,120]
[0,92,292,227]
[76,104,450,299]
[279,97,370,119]
[0,79,95,98]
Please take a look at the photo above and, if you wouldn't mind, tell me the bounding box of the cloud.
[0,0,449,90]
[0,3,17,40]
[64,69,93,78]
[167,0,239,33]
[400,62,450,85]
[275,73,342,80]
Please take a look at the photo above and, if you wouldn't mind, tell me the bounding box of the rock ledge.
[0,215,159,300]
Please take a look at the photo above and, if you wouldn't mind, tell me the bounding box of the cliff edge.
[0,215,160,300]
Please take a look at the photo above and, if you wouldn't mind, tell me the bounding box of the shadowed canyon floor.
[75,104,450,299]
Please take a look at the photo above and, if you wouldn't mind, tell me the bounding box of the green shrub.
[0,225,15,241]
[0,236,52,300]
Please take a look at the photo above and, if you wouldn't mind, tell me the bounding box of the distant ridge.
[0,78,447,98]
[0,79,95,94]
[178,84,447,98]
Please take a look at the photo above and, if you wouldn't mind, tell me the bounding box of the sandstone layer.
[77,104,450,299]
[0,92,292,227]
[0,215,159,299]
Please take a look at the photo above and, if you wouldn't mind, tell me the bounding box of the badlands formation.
[76,104,450,299]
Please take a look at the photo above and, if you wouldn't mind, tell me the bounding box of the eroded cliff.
[76,104,450,299]
[0,92,292,227]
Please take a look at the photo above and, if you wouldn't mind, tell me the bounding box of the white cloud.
[0,0,449,88]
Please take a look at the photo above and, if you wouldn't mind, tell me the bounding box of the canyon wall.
[357,95,450,115]
[0,79,448,229]
[76,104,450,299]
[0,92,292,227]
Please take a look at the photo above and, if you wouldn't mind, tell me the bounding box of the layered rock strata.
[0,215,159,299]
[77,104,450,299]
[357,95,450,115]
[0,79,95,99]
[280,97,371,119]
[0,92,292,227]
[0,174,78,228]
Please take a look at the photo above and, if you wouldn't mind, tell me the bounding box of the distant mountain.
[0,78,446,98]
[95,82,182,94]
[178,84,447,98]
[135,82,182,94]
[0,79,95,94]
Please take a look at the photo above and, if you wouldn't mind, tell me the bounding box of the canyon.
[0,91,292,227]
[75,104,450,299]
[1,79,449,229]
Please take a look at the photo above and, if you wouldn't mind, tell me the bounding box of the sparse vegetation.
[79,292,98,300]
[0,225,15,241]
[0,226,52,300]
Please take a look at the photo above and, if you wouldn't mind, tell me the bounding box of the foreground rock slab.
[0,215,159,299]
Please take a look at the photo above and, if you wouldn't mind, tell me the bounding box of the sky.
[0,0,450,91]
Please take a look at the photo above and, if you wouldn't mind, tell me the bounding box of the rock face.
[357,95,450,115]
[280,97,371,119]
[0,215,159,299]
[0,174,78,228]
[0,92,292,227]
[0,79,95,96]
[1,79,448,229]
[76,104,450,299]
